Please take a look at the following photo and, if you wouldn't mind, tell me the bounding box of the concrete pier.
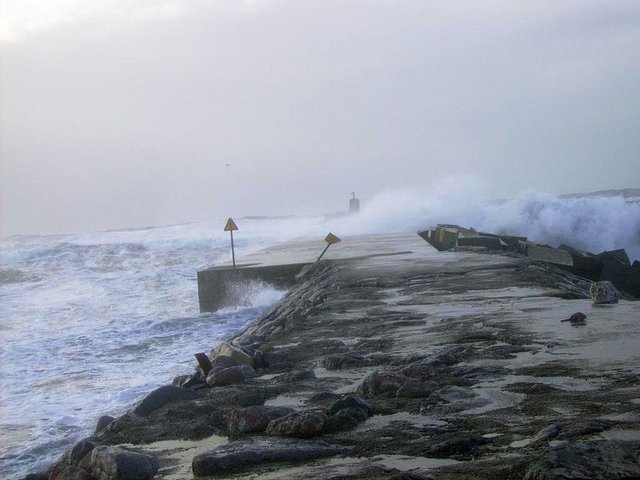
[197,233,431,311]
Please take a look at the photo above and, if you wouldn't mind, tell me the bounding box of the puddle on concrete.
[356,412,447,431]
[598,412,640,422]
[463,387,524,415]
[599,429,640,441]
[265,394,309,407]
[372,454,461,471]
[509,438,533,448]
[550,406,577,416]
[482,374,598,392]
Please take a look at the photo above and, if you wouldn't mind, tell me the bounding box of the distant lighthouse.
[349,192,360,214]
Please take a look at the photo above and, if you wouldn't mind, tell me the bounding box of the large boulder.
[94,416,115,434]
[523,440,640,479]
[131,385,199,417]
[327,394,374,417]
[227,405,295,436]
[49,465,93,480]
[206,366,247,387]
[589,280,619,304]
[90,446,158,480]
[192,438,350,477]
[324,394,374,433]
[396,380,439,398]
[265,411,327,438]
[358,371,407,397]
[210,342,254,368]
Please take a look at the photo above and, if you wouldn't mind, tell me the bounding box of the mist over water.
[1,188,638,479]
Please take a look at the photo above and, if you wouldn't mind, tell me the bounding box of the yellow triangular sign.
[324,232,341,245]
[224,218,238,231]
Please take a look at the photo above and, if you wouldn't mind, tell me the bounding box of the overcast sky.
[1,0,639,235]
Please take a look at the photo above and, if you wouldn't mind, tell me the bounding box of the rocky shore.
[25,233,640,479]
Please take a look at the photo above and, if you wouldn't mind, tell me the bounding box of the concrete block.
[524,243,574,267]
[457,236,504,250]
[197,263,307,312]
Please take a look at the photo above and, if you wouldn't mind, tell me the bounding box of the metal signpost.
[317,232,342,261]
[224,217,239,269]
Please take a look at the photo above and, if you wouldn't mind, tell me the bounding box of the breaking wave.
[332,184,640,261]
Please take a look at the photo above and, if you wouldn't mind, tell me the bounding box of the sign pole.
[317,232,342,262]
[223,217,239,270]
[230,229,236,269]
[317,243,331,262]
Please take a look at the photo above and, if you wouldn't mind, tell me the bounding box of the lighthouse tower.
[349,192,360,214]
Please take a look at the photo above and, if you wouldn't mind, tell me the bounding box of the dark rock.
[419,431,486,458]
[172,374,191,387]
[597,250,634,296]
[192,438,350,476]
[328,394,374,417]
[401,346,468,378]
[529,424,562,445]
[590,280,619,304]
[100,412,148,435]
[210,342,254,368]
[210,355,239,372]
[396,380,439,398]
[239,364,258,379]
[90,446,158,480]
[561,312,587,324]
[261,351,294,372]
[449,364,509,379]
[523,440,640,479]
[94,416,115,434]
[131,385,199,417]
[252,349,264,369]
[278,369,316,382]
[324,407,370,433]
[24,474,48,480]
[322,353,366,370]
[265,411,327,438]
[358,371,407,397]
[49,465,93,480]
[62,438,100,466]
[206,366,246,387]
[557,420,613,440]
[177,374,207,390]
[308,391,340,403]
[400,363,435,379]
[194,352,214,376]
[227,405,295,436]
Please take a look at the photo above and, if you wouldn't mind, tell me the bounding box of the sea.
[1,188,639,479]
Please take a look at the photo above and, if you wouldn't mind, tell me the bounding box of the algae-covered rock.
[131,385,199,417]
[266,411,327,438]
[227,405,295,436]
[210,342,254,367]
[524,440,640,479]
[590,280,619,304]
[358,371,407,397]
[206,366,246,387]
[90,446,158,480]
[192,438,350,476]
